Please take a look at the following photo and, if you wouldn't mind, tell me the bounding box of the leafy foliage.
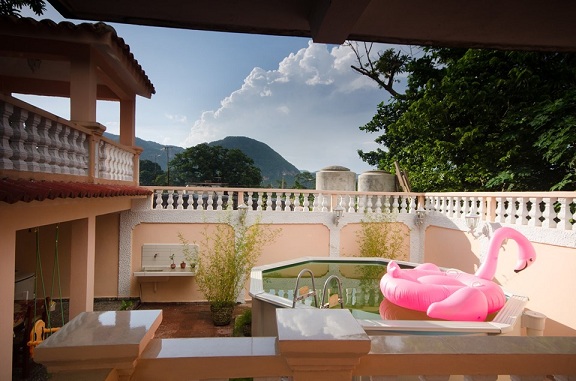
[355,46,576,191]
[293,171,315,189]
[195,212,280,304]
[169,143,262,187]
[356,212,408,261]
[139,159,164,185]
[0,0,45,16]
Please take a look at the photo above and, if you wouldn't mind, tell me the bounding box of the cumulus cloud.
[187,41,391,173]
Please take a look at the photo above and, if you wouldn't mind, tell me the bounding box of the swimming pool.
[249,257,528,336]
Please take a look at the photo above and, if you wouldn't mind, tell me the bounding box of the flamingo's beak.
[514,258,534,273]
[513,263,527,273]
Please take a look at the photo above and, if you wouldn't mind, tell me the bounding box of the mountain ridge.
[103,133,301,186]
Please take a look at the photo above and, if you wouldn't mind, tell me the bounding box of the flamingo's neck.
[474,227,527,280]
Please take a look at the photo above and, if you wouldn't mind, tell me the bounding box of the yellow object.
[27,319,60,357]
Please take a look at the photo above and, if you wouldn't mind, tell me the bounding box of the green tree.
[351,44,576,191]
[293,171,315,189]
[0,0,45,16]
[139,159,164,185]
[169,143,262,187]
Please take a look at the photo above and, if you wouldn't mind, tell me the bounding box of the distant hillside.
[209,136,300,187]
[104,133,301,186]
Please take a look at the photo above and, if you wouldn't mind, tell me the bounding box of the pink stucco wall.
[425,226,576,336]
[131,223,331,302]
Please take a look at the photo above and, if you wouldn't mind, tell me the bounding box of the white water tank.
[358,170,397,192]
[315,166,356,191]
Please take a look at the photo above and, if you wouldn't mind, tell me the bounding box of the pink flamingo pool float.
[380,227,536,321]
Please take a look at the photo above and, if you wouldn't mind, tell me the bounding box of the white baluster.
[447,196,455,217]
[284,192,292,212]
[65,129,77,175]
[293,192,302,211]
[391,195,399,214]
[302,192,310,211]
[213,191,221,210]
[268,192,275,211]
[9,107,28,170]
[111,145,120,179]
[356,195,364,213]
[398,196,407,214]
[478,196,486,221]
[154,191,164,210]
[409,197,417,215]
[312,193,320,212]
[556,198,572,231]
[201,192,210,211]
[321,194,329,212]
[24,112,41,172]
[0,100,14,170]
[35,117,52,173]
[77,133,88,175]
[97,140,106,178]
[432,196,440,213]
[125,150,133,180]
[348,194,356,213]
[566,197,576,231]
[58,124,72,174]
[496,197,506,223]
[246,191,254,211]
[176,190,184,210]
[164,190,172,210]
[456,196,462,217]
[504,197,515,224]
[541,197,557,229]
[517,197,528,225]
[528,197,542,227]
[256,192,263,211]
[48,122,64,173]
[365,195,374,213]
[382,195,390,214]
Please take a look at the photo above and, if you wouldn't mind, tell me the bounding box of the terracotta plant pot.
[170,263,176,269]
[180,261,186,269]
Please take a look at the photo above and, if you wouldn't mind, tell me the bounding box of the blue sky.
[19,4,400,173]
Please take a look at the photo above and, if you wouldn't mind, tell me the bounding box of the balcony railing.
[148,186,575,231]
[36,309,576,381]
[0,94,138,184]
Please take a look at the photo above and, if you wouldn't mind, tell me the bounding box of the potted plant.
[194,209,279,326]
[180,260,186,269]
[177,232,197,271]
[169,254,176,269]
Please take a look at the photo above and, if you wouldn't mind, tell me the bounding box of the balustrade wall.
[0,95,138,184]
[148,187,575,232]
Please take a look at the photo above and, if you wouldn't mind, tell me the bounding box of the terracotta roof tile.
[0,178,152,204]
[1,15,155,96]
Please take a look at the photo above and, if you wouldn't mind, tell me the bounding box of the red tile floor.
[137,302,252,338]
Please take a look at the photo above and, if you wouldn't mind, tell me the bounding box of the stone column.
[69,216,96,319]
[276,308,370,381]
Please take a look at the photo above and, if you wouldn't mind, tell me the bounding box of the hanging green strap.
[49,224,65,327]
[34,227,49,322]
